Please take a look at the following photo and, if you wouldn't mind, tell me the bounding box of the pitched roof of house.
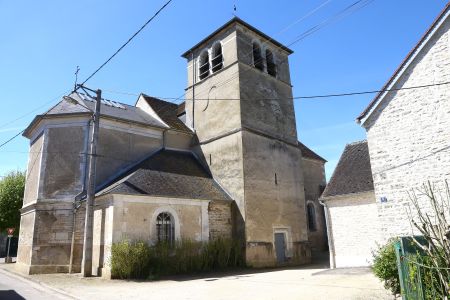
[321,140,374,198]
[97,149,230,201]
[357,2,450,125]
[298,141,326,162]
[23,92,168,137]
[141,94,192,134]
[181,17,293,58]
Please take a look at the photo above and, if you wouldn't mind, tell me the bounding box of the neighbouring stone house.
[17,17,327,276]
[321,2,450,268]
[357,2,450,240]
[320,141,378,268]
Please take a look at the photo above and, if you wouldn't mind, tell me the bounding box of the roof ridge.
[346,140,367,146]
[357,2,450,123]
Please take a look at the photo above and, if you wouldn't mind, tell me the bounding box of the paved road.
[0,269,70,300]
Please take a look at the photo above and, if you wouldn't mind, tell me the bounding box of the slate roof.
[97,149,230,201]
[357,2,450,123]
[298,141,326,162]
[24,92,168,137]
[321,140,374,198]
[141,94,192,133]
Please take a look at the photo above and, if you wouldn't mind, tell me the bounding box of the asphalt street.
[0,269,69,300]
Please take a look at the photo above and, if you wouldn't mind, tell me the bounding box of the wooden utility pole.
[81,89,101,277]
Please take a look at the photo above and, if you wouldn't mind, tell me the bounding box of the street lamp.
[65,86,101,277]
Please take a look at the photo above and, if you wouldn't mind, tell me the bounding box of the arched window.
[266,49,276,77]
[307,203,317,232]
[252,42,264,71]
[199,51,210,80]
[156,212,175,244]
[211,43,223,73]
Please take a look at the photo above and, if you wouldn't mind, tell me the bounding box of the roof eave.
[181,17,293,58]
[357,3,450,127]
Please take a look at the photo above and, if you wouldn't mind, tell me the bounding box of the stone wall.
[364,18,450,240]
[18,117,164,274]
[208,201,233,240]
[242,131,309,267]
[301,158,327,251]
[325,191,379,268]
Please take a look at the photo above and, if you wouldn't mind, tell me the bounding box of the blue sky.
[0,0,447,179]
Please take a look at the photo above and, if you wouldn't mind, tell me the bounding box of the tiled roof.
[142,95,192,133]
[97,149,230,201]
[321,140,374,198]
[298,141,326,162]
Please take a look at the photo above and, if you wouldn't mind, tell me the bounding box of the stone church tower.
[182,17,310,266]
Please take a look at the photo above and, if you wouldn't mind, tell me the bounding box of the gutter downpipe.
[319,198,336,269]
[69,119,90,273]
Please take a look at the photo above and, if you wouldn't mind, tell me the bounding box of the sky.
[0,0,447,180]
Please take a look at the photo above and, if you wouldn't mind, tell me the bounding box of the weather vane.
[233,3,237,17]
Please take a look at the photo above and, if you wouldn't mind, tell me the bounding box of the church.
[17,17,327,276]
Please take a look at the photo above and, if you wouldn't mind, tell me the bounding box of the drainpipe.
[319,199,336,269]
[69,119,90,273]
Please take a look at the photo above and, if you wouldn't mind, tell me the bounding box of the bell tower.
[182,17,310,266]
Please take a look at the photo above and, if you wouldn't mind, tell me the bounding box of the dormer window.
[266,49,276,77]
[199,51,210,80]
[252,42,264,71]
[211,43,223,73]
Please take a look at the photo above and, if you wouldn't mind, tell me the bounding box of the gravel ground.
[0,261,394,300]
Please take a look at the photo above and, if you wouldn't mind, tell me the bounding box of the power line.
[0,130,25,149]
[0,1,173,150]
[0,90,70,130]
[105,80,450,102]
[80,0,173,86]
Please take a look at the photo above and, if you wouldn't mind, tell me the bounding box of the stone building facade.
[357,3,450,241]
[17,17,327,275]
[320,141,379,268]
[320,3,449,269]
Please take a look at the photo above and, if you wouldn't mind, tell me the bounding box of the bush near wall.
[372,239,401,295]
[110,238,245,280]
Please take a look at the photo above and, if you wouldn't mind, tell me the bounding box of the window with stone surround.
[199,50,210,80]
[211,42,223,73]
[266,49,276,77]
[307,203,317,232]
[252,42,264,71]
[156,212,175,244]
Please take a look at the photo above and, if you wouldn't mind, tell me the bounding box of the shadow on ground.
[126,251,331,283]
[0,290,25,300]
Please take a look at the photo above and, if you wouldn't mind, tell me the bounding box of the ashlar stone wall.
[364,18,450,240]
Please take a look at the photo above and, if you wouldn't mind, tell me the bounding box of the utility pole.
[81,88,101,277]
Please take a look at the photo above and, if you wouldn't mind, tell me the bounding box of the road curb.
[0,265,80,300]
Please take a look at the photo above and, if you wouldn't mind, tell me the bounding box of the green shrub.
[372,239,401,295]
[110,240,152,279]
[110,238,245,280]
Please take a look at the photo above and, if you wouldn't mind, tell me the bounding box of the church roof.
[181,17,293,58]
[97,149,231,201]
[298,141,326,162]
[141,94,192,134]
[23,92,168,138]
[321,140,374,198]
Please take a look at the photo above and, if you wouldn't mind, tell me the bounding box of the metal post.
[6,237,11,263]
[81,89,101,277]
